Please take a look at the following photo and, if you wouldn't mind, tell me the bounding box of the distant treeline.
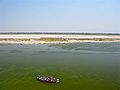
[0,32,120,35]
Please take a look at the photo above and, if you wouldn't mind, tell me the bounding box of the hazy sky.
[0,0,120,33]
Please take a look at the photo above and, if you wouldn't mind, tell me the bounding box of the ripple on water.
[9,50,23,53]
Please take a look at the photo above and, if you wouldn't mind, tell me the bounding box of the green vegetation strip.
[0,38,68,42]
[39,37,67,41]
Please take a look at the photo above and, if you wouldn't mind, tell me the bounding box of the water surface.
[0,43,120,90]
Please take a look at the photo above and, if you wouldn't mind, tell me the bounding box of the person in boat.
[37,75,59,83]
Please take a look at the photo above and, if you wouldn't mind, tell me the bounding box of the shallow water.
[0,43,120,90]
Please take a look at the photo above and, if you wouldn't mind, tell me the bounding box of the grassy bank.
[0,38,67,42]
[39,37,68,41]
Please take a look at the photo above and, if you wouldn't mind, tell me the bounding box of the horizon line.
[0,32,120,35]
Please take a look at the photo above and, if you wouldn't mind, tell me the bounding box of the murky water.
[0,42,120,90]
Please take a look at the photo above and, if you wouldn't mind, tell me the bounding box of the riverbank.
[0,34,120,44]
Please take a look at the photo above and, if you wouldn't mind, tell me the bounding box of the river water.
[0,42,120,90]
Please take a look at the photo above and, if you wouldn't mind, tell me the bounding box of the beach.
[0,34,120,44]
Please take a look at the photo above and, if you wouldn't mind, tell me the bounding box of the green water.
[0,43,120,90]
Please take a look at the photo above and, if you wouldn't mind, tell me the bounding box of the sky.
[0,0,120,33]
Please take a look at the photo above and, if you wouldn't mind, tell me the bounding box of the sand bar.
[0,34,120,44]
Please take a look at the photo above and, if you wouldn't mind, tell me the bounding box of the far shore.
[0,34,120,44]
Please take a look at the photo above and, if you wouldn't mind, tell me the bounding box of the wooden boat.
[36,75,60,83]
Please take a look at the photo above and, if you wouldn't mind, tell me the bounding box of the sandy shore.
[0,34,120,44]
